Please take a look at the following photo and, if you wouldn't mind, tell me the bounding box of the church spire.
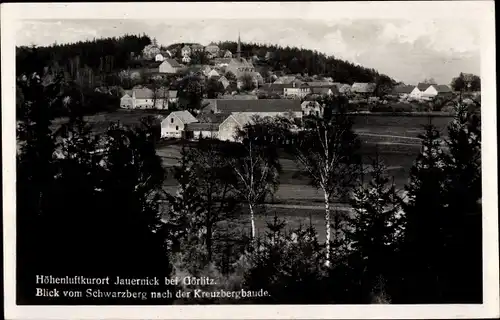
[237,31,242,59]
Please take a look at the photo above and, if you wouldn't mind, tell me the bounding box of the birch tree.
[290,106,361,266]
[228,116,282,241]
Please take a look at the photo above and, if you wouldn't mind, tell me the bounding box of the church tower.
[236,31,242,59]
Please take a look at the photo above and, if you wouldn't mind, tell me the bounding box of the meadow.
[63,110,455,241]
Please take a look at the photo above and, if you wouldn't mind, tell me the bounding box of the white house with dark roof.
[410,83,434,100]
[284,81,311,99]
[120,88,168,109]
[205,43,220,55]
[422,84,453,100]
[181,45,192,57]
[301,100,323,117]
[159,59,183,74]
[161,110,198,138]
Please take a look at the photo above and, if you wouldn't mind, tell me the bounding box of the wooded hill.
[217,41,393,84]
[16,34,152,76]
[16,35,393,85]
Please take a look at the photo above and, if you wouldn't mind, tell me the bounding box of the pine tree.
[400,119,448,303]
[346,153,403,302]
[440,102,482,302]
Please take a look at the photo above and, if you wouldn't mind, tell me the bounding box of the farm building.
[159,59,183,74]
[421,84,453,100]
[161,110,198,138]
[284,81,311,99]
[410,83,434,100]
[184,122,221,140]
[218,113,255,142]
[200,99,303,119]
[120,88,169,109]
[301,100,323,117]
[392,85,415,99]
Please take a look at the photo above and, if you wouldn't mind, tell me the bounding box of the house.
[351,82,376,95]
[185,122,221,140]
[422,84,453,100]
[208,69,220,78]
[191,44,204,53]
[120,88,168,109]
[391,85,415,99]
[155,53,165,62]
[159,59,183,74]
[258,83,287,96]
[205,43,220,55]
[301,101,323,117]
[310,85,339,96]
[284,81,311,99]
[160,110,198,138]
[182,55,191,64]
[218,76,230,89]
[218,113,255,141]
[223,50,232,58]
[220,94,258,100]
[226,57,255,79]
[206,99,302,119]
[409,83,434,100]
[181,45,192,57]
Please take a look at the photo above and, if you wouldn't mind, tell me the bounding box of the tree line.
[17,69,482,304]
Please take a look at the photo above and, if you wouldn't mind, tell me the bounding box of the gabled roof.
[311,87,338,95]
[168,90,178,98]
[351,82,376,93]
[168,110,198,124]
[228,113,255,127]
[162,58,181,68]
[284,81,309,89]
[433,84,452,93]
[214,99,302,113]
[132,88,155,99]
[220,94,258,100]
[182,45,191,51]
[259,83,287,93]
[214,58,232,65]
[184,122,220,132]
[417,82,434,91]
[393,85,415,94]
[196,112,228,123]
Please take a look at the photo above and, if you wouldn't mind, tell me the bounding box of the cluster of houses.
[160,99,303,142]
[391,83,453,101]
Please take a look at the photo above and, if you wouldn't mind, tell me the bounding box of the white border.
[2,2,499,319]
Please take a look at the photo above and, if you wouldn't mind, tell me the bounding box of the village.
[115,35,474,143]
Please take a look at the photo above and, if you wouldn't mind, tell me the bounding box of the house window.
[176,126,179,131]
[171,118,174,123]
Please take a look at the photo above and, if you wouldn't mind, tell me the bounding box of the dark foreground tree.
[17,72,172,304]
[346,153,404,303]
[399,119,448,303]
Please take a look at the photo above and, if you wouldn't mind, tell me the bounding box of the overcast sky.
[16,18,481,85]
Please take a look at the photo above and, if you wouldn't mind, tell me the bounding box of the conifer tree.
[440,101,482,302]
[346,153,403,302]
[400,118,448,303]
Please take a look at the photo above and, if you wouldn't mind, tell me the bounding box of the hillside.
[16,34,152,76]
[217,41,392,84]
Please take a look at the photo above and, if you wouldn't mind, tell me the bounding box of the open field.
[67,110,453,241]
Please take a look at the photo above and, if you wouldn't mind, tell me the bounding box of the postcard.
[2,1,499,319]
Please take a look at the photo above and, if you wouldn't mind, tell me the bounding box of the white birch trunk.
[324,191,331,267]
[249,202,256,240]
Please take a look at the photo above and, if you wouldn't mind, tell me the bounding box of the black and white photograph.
[2,2,499,319]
